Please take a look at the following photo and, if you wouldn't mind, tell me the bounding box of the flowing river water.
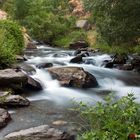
[0,45,140,138]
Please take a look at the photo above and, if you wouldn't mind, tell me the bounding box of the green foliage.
[0,20,24,54]
[76,94,140,140]
[0,29,15,69]
[83,0,140,46]
[53,30,87,48]
[1,0,78,47]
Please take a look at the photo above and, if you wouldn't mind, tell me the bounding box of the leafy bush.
[53,30,87,48]
[0,20,24,54]
[76,94,140,140]
[0,29,15,69]
[83,0,140,46]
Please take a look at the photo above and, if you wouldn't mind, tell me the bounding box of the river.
[0,44,140,138]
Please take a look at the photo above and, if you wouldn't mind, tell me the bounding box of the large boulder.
[69,40,89,50]
[4,125,75,140]
[26,76,43,90]
[48,67,98,88]
[0,69,28,87]
[0,95,30,107]
[0,108,11,129]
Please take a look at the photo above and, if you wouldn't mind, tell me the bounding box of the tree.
[83,0,140,46]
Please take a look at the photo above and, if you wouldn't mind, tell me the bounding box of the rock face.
[4,125,75,140]
[48,67,98,88]
[0,69,28,87]
[0,108,11,129]
[26,76,43,90]
[0,95,30,107]
[69,40,89,50]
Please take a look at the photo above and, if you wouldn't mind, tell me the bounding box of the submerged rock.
[48,67,98,88]
[0,95,30,107]
[26,76,43,90]
[4,125,75,140]
[0,108,11,129]
[36,63,53,69]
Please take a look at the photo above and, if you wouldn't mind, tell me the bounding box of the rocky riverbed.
[0,43,140,139]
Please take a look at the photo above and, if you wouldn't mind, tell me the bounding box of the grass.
[53,30,87,48]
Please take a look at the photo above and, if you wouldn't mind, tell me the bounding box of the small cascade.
[24,45,140,103]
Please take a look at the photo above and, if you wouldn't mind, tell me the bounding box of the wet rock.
[0,95,30,107]
[16,55,27,62]
[104,61,114,68]
[69,40,89,50]
[48,67,98,88]
[4,125,75,140]
[0,108,11,129]
[131,56,140,72]
[20,64,36,75]
[26,76,43,90]
[70,55,83,63]
[0,69,28,87]
[36,63,53,69]
[84,59,95,65]
[26,42,37,49]
[112,54,127,64]
[119,64,134,71]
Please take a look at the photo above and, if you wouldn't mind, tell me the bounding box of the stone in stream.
[70,55,83,63]
[0,95,30,107]
[47,67,98,88]
[0,108,11,129]
[36,63,53,69]
[26,76,43,90]
[26,42,37,49]
[4,125,75,140]
[0,69,28,87]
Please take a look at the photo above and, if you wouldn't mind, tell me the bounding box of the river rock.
[112,54,127,64]
[69,40,89,50]
[4,125,75,140]
[0,95,30,107]
[119,64,134,71]
[20,64,36,75]
[48,67,98,88]
[70,55,83,63]
[36,63,53,69]
[0,108,11,129]
[26,76,43,90]
[16,55,27,62]
[26,42,37,49]
[0,69,28,87]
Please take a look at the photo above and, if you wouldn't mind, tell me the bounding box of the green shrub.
[53,30,87,48]
[76,94,140,140]
[0,29,15,69]
[0,20,24,54]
